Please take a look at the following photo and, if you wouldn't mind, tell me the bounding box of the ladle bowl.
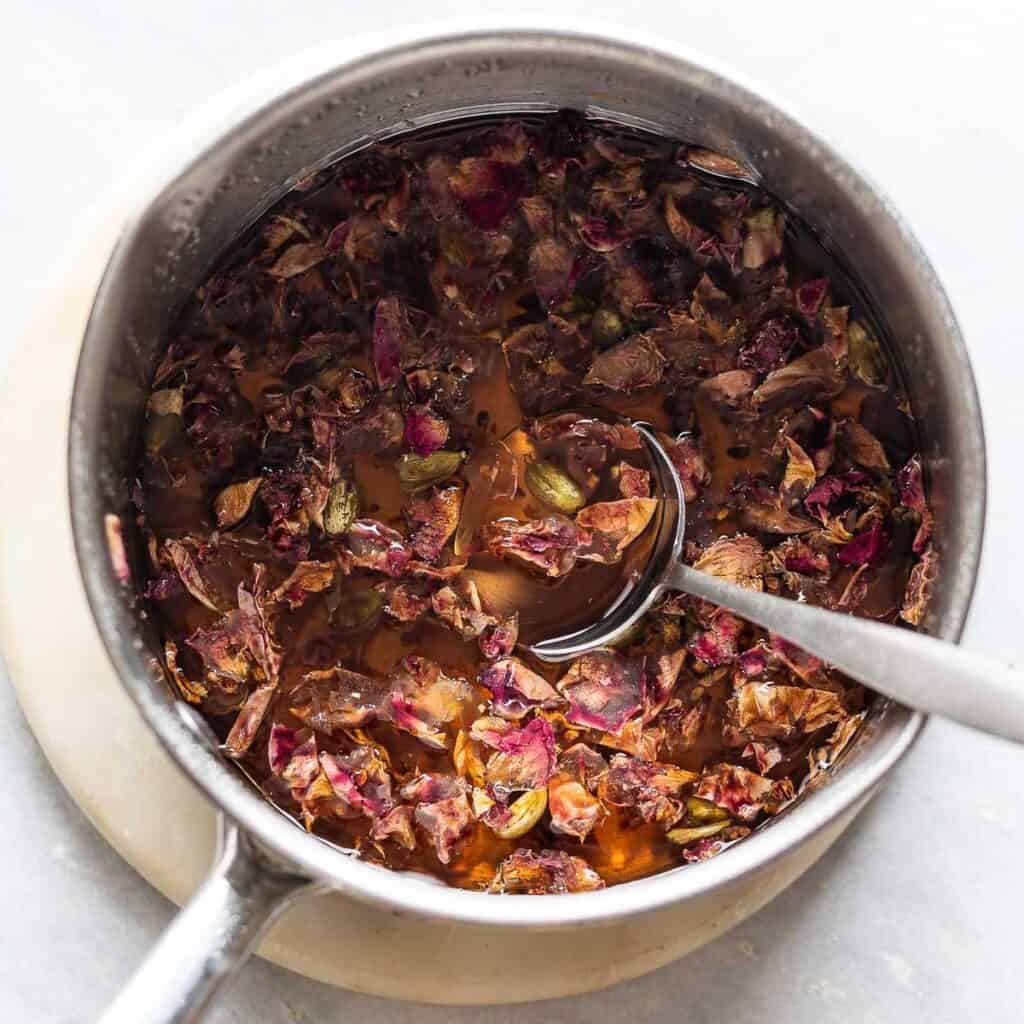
[532,427,1023,746]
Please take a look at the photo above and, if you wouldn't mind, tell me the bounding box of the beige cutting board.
[0,223,862,1004]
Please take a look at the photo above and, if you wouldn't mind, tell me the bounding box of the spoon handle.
[666,561,1024,745]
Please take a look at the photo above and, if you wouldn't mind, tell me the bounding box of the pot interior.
[69,31,983,924]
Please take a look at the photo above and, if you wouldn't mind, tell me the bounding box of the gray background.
[2,2,1022,1021]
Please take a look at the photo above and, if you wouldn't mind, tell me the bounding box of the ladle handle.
[666,562,1024,745]
[99,817,317,1024]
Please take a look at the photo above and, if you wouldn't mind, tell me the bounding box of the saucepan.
[68,30,985,1023]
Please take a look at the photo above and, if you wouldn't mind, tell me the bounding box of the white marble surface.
[2,2,1023,1020]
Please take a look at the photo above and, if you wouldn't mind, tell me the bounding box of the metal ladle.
[530,424,1024,744]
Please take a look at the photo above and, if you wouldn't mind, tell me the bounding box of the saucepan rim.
[68,28,984,929]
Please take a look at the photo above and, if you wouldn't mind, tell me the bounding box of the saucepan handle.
[99,815,317,1024]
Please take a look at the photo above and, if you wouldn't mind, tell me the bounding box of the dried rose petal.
[262,213,311,252]
[341,404,405,455]
[583,334,666,392]
[900,544,937,626]
[769,537,831,577]
[383,693,446,751]
[769,634,824,682]
[664,195,712,258]
[837,521,886,567]
[105,514,131,585]
[379,580,432,623]
[483,515,582,577]
[558,651,643,734]
[370,805,416,849]
[700,369,757,409]
[431,578,493,637]
[729,683,845,741]
[694,763,774,823]
[501,322,582,416]
[479,614,519,661]
[383,657,471,750]
[324,218,350,253]
[403,405,450,457]
[519,195,554,237]
[839,420,891,475]
[738,647,769,678]
[898,455,933,554]
[372,296,407,389]
[479,657,562,719]
[427,578,517,660]
[454,441,518,557]
[163,538,220,612]
[689,609,743,667]
[320,746,394,818]
[449,158,523,230]
[596,716,663,760]
[405,559,467,582]
[848,320,886,385]
[270,561,335,610]
[739,502,817,536]
[187,613,252,685]
[821,306,849,363]
[643,648,686,722]
[268,723,303,775]
[532,413,642,451]
[669,698,710,750]
[189,567,280,689]
[401,772,463,804]
[528,237,578,307]
[603,753,698,826]
[452,729,487,787]
[235,569,281,684]
[743,741,783,774]
[548,773,604,840]
[683,824,756,860]
[406,486,462,564]
[662,435,709,503]
[805,711,866,786]
[300,666,388,731]
[479,718,557,797]
[753,348,845,413]
[488,849,605,894]
[591,163,646,215]
[469,714,515,747]
[576,497,657,564]
[213,479,261,529]
[795,278,829,321]
[780,436,818,508]
[737,317,798,376]
[281,736,321,801]
[224,682,276,757]
[558,742,608,786]
[617,462,650,499]
[578,215,628,252]
[401,773,473,864]
[164,640,206,703]
[804,474,854,522]
[692,535,764,591]
[267,242,328,279]
[345,519,412,577]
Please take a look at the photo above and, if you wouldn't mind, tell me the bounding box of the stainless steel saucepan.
[67,30,985,1023]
